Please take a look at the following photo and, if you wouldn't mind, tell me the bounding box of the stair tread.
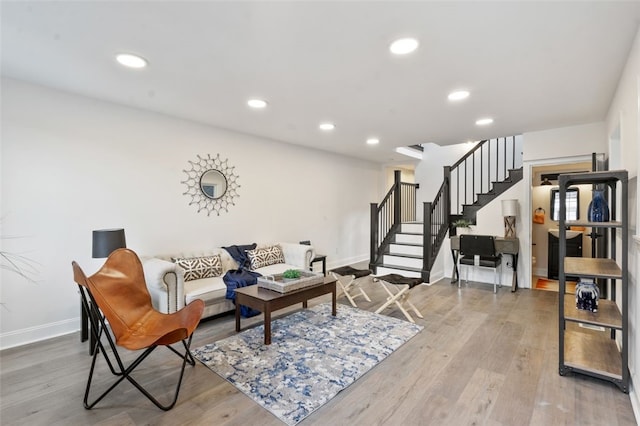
[384,253,423,259]
[397,232,423,236]
[390,242,423,247]
[378,264,423,273]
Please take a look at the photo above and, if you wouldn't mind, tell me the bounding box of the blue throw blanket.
[223,243,256,269]
[223,244,261,317]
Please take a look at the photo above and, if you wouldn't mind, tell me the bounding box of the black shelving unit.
[558,170,629,393]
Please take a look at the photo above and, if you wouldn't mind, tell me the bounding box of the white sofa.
[142,243,315,319]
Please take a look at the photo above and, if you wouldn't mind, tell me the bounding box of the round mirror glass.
[200,169,227,199]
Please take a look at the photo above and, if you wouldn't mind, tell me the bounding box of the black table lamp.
[92,228,126,258]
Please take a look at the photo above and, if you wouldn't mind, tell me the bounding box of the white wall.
[384,165,416,190]
[523,122,607,163]
[0,78,383,349]
[415,142,473,213]
[605,27,640,416]
[414,142,474,281]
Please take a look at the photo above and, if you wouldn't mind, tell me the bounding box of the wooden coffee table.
[234,277,337,345]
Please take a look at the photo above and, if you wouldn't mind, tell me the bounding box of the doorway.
[530,160,593,292]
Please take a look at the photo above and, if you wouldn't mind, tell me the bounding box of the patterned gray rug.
[193,303,423,425]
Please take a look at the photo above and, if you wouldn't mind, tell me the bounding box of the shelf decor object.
[501,199,518,238]
[587,188,610,222]
[557,170,628,393]
[575,279,599,312]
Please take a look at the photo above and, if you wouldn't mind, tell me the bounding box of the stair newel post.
[443,166,451,232]
[369,202,379,272]
[422,202,432,282]
[511,135,516,169]
[393,170,402,226]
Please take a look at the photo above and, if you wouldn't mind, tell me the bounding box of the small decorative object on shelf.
[587,188,610,222]
[575,279,599,312]
[282,269,301,282]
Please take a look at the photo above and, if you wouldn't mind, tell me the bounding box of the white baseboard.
[630,383,639,424]
[327,255,369,271]
[0,318,78,350]
[427,267,444,285]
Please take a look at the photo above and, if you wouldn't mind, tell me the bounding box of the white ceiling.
[2,1,639,163]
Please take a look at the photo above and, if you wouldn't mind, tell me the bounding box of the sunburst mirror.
[182,154,240,216]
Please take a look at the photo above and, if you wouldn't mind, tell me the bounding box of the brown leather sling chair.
[72,248,204,410]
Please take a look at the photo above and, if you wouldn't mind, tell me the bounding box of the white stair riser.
[383,255,423,269]
[389,244,423,256]
[400,223,423,234]
[395,234,422,244]
[376,266,422,279]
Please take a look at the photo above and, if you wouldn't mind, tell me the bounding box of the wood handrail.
[450,139,488,170]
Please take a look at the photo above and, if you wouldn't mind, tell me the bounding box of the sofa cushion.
[247,245,285,270]
[183,276,227,305]
[172,255,222,281]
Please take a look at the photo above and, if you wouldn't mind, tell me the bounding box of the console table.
[450,236,520,292]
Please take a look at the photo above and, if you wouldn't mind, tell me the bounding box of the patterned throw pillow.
[172,255,222,281]
[247,245,285,270]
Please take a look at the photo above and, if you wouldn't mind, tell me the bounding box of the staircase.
[376,222,424,278]
[370,136,523,281]
[452,167,523,225]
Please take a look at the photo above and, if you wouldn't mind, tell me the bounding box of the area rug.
[535,277,576,293]
[193,303,423,425]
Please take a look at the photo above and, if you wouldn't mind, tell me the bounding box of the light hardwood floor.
[1,278,637,425]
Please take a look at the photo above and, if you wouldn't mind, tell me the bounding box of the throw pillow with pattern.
[172,255,222,281]
[247,245,285,270]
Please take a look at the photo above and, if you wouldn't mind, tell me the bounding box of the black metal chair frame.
[77,283,196,411]
[458,235,503,293]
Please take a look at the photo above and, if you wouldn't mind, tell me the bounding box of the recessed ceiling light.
[389,38,419,55]
[115,53,147,69]
[448,90,470,101]
[319,122,335,131]
[247,99,268,109]
[367,138,380,145]
[475,118,494,126]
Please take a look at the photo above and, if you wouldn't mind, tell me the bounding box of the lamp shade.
[92,228,126,258]
[501,199,518,217]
